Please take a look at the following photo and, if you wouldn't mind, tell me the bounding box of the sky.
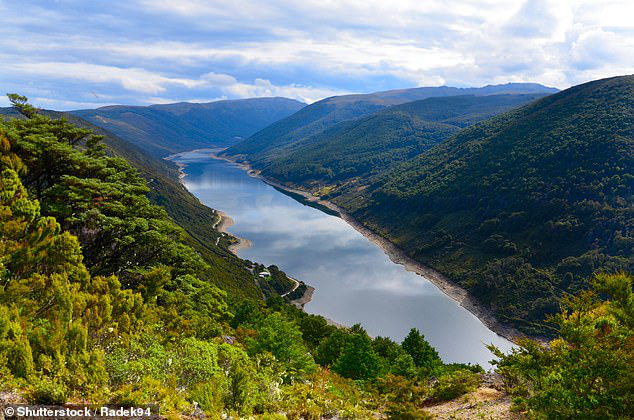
[1,0,633,110]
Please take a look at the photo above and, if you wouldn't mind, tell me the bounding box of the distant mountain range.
[222,83,558,158]
[233,93,548,186]
[72,97,306,157]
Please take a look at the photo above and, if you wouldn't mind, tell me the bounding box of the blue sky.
[1,0,633,110]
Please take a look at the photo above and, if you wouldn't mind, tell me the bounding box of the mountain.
[72,97,305,157]
[324,75,633,335]
[222,83,558,158]
[373,82,559,103]
[250,94,548,187]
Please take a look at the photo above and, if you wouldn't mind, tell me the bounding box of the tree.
[247,313,315,378]
[333,333,381,380]
[300,314,334,349]
[315,328,349,366]
[401,328,442,374]
[3,94,207,282]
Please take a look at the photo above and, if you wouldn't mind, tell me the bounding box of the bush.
[28,377,68,405]
[491,272,634,418]
[428,369,480,401]
[173,337,219,388]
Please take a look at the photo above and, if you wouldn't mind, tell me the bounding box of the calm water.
[174,150,514,368]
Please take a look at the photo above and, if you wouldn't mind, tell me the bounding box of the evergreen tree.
[332,332,381,380]
[401,328,442,374]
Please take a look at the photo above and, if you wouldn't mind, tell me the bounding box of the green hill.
[222,84,557,160]
[72,97,305,157]
[253,94,547,188]
[330,76,634,335]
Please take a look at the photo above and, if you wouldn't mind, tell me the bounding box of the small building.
[258,271,271,279]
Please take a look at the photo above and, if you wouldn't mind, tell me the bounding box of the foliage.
[300,76,633,336]
[0,104,263,300]
[402,328,442,374]
[254,264,296,299]
[332,331,382,380]
[253,94,544,191]
[227,76,634,336]
[428,369,481,401]
[375,374,432,419]
[246,312,316,378]
[2,94,632,418]
[491,272,634,418]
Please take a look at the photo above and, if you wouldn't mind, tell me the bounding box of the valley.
[222,76,634,337]
[1,76,631,418]
[172,149,515,367]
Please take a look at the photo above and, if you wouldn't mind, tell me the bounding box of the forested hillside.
[327,76,634,335]
[250,94,546,187]
[223,84,556,160]
[0,106,263,299]
[72,97,305,157]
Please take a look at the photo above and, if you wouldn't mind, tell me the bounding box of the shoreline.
[213,152,524,344]
[164,151,254,256]
[165,151,312,306]
[214,210,252,254]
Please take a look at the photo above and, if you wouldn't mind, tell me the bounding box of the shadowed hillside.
[331,76,634,335]
[252,94,548,187]
[72,97,305,157]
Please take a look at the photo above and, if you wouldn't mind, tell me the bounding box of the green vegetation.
[252,264,295,299]
[252,94,545,189]
[344,75,634,336]
[222,84,555,162]
[72,97,305,157]
[235,76,633,337]
[0,104,263,300]
[1,94,631,418]
[0,96,485,417]
[491,272,634,418]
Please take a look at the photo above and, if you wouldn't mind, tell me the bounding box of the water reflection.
[174,150,515,368]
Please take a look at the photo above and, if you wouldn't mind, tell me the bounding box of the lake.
[173,149,515,368]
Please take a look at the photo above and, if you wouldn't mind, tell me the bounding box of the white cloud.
[2,0,633,108]
[10,62,206,94]
[222,79,345,103]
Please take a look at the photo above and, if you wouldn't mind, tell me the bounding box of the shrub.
[428,369,480,401]
[28,376,68,405]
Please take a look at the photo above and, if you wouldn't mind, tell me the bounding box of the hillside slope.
[254,94,546,187]
[0,106,264,299]
[222,84,557,160]
[334,76,634,335]
[72,97,305,157]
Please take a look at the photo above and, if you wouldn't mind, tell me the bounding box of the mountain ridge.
[233,93,550,197]
[222,83,558,160]
[72,96,305,157]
